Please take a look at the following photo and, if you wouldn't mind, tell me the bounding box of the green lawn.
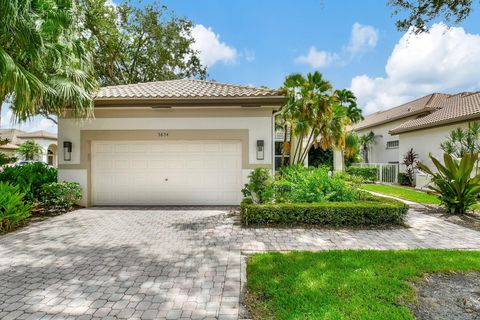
[361,184,441,205]
[247,250,480,320]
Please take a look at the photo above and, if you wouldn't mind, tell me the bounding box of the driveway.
[1,206,480,320]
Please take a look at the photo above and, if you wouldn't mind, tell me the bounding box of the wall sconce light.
[256,140,264,160]
[63,141,72,161]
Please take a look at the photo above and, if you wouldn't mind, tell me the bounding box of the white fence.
[351,163,399,183]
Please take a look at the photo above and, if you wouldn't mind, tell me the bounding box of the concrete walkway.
[0,206,479,320]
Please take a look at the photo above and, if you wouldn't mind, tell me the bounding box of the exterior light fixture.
[63,141,72,161]
[256,140,264,160]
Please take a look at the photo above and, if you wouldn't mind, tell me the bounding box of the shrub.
[0,163,57,202]
[0,183,31,232]
[402,148,418,186]
[40,182,82,211]
[241,168,274,203]
[397,172,411,186]
[276,166,361,202]
[346,166,378,183]
[417,152,480,214]
[240,196,408,226]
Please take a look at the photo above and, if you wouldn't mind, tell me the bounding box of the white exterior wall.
[398,122,470,171]
[58,112,274,206]
[16,137,57,165]
[356,117,417,164]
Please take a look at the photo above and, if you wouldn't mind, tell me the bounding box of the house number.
[158,132,169,137]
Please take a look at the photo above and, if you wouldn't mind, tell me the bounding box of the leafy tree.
[16,140,42,161]
[417,152,480,214]
[344,131,362,165]
[389,0,475,33]
[359,131,376,163]
[78,0,207,86]
[402,148,418,186]
[440,122,480,174]
[280,72,363,165]
[0,0,97,124]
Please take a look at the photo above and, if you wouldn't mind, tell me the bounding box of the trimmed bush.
[0,183,31,232]
[40,182,82,212]
[397,172,411,186]
[240,196,408,227]
[346,166,378,183]
[0,163,57,202]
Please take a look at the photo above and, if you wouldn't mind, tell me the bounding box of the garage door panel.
[92,140,242,205]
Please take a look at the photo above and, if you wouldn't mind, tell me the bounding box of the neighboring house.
[352,92,480,182]
[58,79,286,207]
[0,129,58,166]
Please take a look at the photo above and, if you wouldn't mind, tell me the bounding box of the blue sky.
[2,0,480,132]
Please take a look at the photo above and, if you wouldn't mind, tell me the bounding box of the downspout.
[272,110,282,175]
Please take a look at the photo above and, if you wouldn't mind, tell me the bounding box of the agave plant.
[417,153,480,214]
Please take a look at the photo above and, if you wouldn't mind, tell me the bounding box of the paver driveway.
[1,205,480,320]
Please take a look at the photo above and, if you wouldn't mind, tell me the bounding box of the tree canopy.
[389,0,476,33]
[78,0,207,86]
[0,0,97,124]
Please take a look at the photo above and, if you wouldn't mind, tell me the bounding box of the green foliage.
[40,182,82,211]
[280,72,363,165]
[307,147,333,169]
[240,196,408,226]
[0,163,57,203]
[417,153,480,214]
[402,148,418,186]
[247,250,480,319]
[16,140,42,161]
[0,0,96,122]
[440,122,480,174]
[397,172,411,186]
[359,131,376,163]
[78,0,206,86]
[241,168,274,204]
[389,0,474,33]
[275,166,361,203]
[346,166,378,183]
[0,183,31,232]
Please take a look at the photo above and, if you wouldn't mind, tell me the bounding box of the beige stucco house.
[58,80,286,207]
[0,129,58,166]
[352,92,480,184]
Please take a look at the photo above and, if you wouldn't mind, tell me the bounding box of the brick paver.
[0,205,479,319]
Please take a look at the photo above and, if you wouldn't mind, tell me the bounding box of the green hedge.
[240,196,408,227]
[346,166,378,183]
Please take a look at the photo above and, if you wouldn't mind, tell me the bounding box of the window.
[275,141,289,168]
[386,140,399,149]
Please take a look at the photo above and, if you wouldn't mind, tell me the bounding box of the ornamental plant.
[417,153,480,214]
[40,182,82,212]
[0,183,31,232]
[241,168,274,204]
[402,148,418,186]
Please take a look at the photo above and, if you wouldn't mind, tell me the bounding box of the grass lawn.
[361,184,441,205]
[246,250,480,320]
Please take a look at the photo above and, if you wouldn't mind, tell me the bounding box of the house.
[58,79,286,207]
[0,129,58,166]
[352,92,480,183]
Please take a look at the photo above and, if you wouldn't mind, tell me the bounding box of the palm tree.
[17,140,42,161]
[0,0,97,125]
[359,131,376,163]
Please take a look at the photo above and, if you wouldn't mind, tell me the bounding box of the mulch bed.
[418,205,480,232]
[411,272,480,320]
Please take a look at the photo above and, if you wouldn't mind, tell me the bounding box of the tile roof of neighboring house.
[390,92,480,134]
[94,79,285,106]
[16,130,57,140]
[0,129,25,145]
[352,93,451,131]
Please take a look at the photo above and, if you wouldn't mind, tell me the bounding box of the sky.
[2,0,480,133]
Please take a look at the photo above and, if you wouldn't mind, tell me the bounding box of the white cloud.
[346,22,378,55]
[350,23,480,114]
[294,47,339,68]
[295,22,377,68]
[191,24,237,67]
[1,103,56,133]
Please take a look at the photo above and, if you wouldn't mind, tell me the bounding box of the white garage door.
[92,140,242,205]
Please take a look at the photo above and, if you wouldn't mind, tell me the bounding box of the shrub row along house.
[352,92,480,185]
